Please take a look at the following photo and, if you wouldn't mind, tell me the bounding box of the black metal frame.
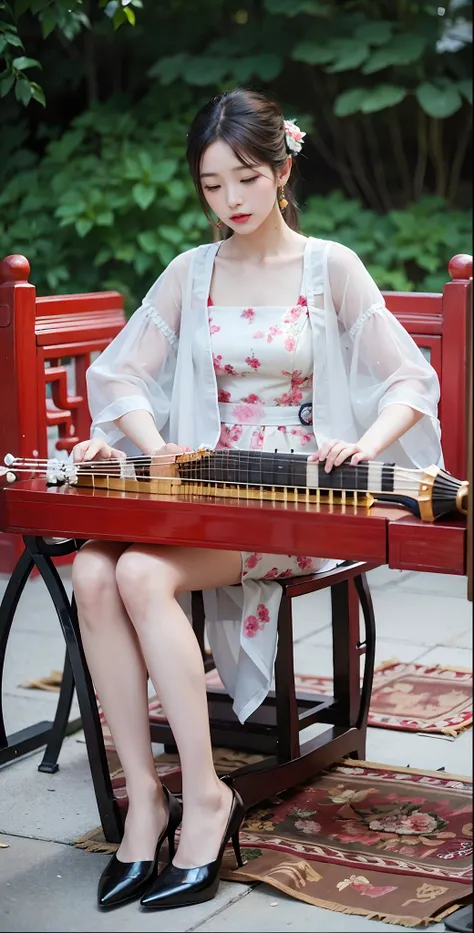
[0,538,377,842]
[0,536,123,842]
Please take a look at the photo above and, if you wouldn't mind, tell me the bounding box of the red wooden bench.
[0,250,471,843]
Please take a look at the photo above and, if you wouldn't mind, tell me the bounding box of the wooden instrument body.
[0,477,466,575]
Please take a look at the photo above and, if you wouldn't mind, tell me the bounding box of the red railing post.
[441,254,473,478]
[0,255,39,571]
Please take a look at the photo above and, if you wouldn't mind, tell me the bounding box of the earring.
[279,186,288,210]
[216,218,222,228]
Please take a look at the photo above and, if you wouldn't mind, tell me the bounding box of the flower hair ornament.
[284,118,306,154]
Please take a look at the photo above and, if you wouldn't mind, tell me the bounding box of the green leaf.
[123,6,135,25]
[183,56,228,86]
[292,41,335,65]
[458,80,472,105]
[361,85,406,113]
[95,211,114,226]
[363,34,426,73]
[41,9,58,38]
[12,56,42,71]
[75,218,93,237]
[0,72,15,98]
[137,230,158,253]
[326,44,369,73]
[132,183,156,209]
[14,0,32,15]
[416,82,462,118]
[30,81,46,106]
[5,33,24,48]
[148,53,187,84]
[151,159,177,183]
[253,53,282,81]
[334,88,367,117]
[354,21,392,46]
[14,78,32,106]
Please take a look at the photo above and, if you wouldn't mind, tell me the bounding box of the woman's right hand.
[72,438,126,463]
[150,443,190,457]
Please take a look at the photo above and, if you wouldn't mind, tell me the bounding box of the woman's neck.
[221,206,306,263]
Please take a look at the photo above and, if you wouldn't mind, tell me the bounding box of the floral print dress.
[208,294,338,645]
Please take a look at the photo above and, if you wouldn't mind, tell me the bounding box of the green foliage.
[0,0,140,106]
[301,191,473,292]
[0,100,209,311]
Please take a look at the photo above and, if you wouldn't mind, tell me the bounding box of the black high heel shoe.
[98,787,182,910]
[140,786,245,910]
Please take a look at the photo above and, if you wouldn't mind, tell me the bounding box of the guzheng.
[3,448,469,523]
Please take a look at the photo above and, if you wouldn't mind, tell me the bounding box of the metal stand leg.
[24,537,123,843]
[0,547,45,765]
[38,650,77,774]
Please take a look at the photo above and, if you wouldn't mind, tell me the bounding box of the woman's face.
[200,139,287,235]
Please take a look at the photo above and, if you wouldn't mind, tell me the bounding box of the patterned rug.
[23,660,472,737]
[123,660,472,739]
[75,758,472,927]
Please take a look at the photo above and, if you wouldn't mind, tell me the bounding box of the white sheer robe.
[86,238,442,722]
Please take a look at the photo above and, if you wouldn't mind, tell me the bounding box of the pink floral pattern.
[243,603,271,638]
[245,353,261,371]
[208,299,326,615]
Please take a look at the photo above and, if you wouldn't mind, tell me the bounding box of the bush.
[0,104,471,312]
[301,191,472,292]
[0,98,210,313]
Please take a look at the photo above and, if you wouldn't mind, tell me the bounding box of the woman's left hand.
[309,439,376,472]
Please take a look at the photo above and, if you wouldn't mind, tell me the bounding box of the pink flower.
[282,370,313,390]
[241,308,255,323]
[224,363,237,375]
[213,354,225,374]
[283,307,303,324]
[263,568,279,579]
[231,402,265,423]
[274,387,303,406]
[242,393,263,404]
[278,569,295,578]
[209,316,220,334]
[217,424,243,448]
[267,324,282,343]
[218,389,231,403]
[251,429,265,450]
[257,603,270,623]
[245,553,262,570]
[297,556,314,571]
[284,336,296,352]
[297,295,307,307]
[290,427,313,446]
[245,354,261,371]
[243,615,260,638]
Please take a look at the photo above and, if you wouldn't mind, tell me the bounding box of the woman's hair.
[186,87,300,237]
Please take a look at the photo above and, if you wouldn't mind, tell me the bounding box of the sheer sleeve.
[86,250,190,451]
[327,242,442,467]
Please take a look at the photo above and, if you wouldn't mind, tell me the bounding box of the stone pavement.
[0,564,471,932]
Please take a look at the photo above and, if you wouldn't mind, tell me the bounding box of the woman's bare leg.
[115,545,242,868]
[72,541,168,862]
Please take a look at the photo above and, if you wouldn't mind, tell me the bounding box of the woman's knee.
[72,542,122,616]
[115,547,177,613]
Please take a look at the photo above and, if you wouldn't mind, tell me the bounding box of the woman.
[72,87,442,911]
